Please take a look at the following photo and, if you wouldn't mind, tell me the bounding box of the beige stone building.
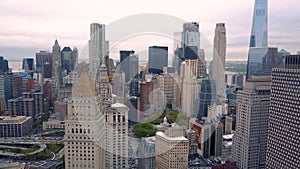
[155,124,189,169]
[64,67,106,169]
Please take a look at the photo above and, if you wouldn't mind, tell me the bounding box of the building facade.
[0,116,33,137]
[148,46,168,74]
[266,55,300,169]
[232,77,271,169]
[211,23,226,98]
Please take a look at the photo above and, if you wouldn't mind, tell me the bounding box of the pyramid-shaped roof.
[72,63,97,97]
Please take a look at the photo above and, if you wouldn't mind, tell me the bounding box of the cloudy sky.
[0,0,299,62]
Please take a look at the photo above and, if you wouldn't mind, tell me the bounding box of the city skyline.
[0,0,299,61]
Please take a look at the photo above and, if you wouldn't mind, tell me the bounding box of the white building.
[211,23,226,98]
[89,23,106,83]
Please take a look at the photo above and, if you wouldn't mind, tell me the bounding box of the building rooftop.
[0,116,32,124]
[156,132,187,141]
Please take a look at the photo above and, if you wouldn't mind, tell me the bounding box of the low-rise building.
[0,116,33,137]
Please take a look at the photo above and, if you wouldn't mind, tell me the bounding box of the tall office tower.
[246,0,272,79]
[129,54,139,97]
[120,50,135,82]
[43,62,52,78]
[105,103,129,169]
[137,137,156,169]
[232,76,271,169]
[0,74,4,99]
[0,56,9,73]
[155,125,189,169]
[249,0,268,48]
[197,49,207,78]
[247,47,279,78]
[64,65,106,169]
[52,40,62,77]
[112,71,126,104]
[266,55,300,169]
[4,73,13,101]
[181,59,200,117]
[62,47,78,73]
[157,73,175,107]
[89,23,106,83]
[211,23,226,97]
[97,59,112,107]
[36,51,52,73]
[148,46,168,74]
[12,76,23,99]
[195,79,216,120]
[182,22,200,59]
[22,58,34,77]
[172,32,183,73]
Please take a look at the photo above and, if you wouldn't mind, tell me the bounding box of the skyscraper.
[22,58,34,77]
[232,76,271,169]
[129,54,139,97]
[36,51,52,73]
[64,64,106,169]
[197,49,207,78]
[148,46,168,74]
[173,22,200,74]
[249,0,268,48]
[182,22,200,60]
[120,50,135,82]
[52,40,62,77]
[105,103,129,169]
[89,23,106,83]
[246,0,273,79]
[266,55,300,169]
[211,23,226,97]
[181,60,201,117]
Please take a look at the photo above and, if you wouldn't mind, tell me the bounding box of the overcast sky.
[0,0,299,62]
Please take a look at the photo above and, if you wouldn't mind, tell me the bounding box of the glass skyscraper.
[246,0,275,79]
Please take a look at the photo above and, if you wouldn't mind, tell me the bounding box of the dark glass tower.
[148,46,168,75]
[246,0,274,79]
[195,79,216,120]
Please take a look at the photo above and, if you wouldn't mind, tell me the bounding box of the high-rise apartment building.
[148,46,168,74]
[266,55,300,169]
[211,23,226,97]
[89,23,106,83]
[232,76,271,169]
[64,65,106,169]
